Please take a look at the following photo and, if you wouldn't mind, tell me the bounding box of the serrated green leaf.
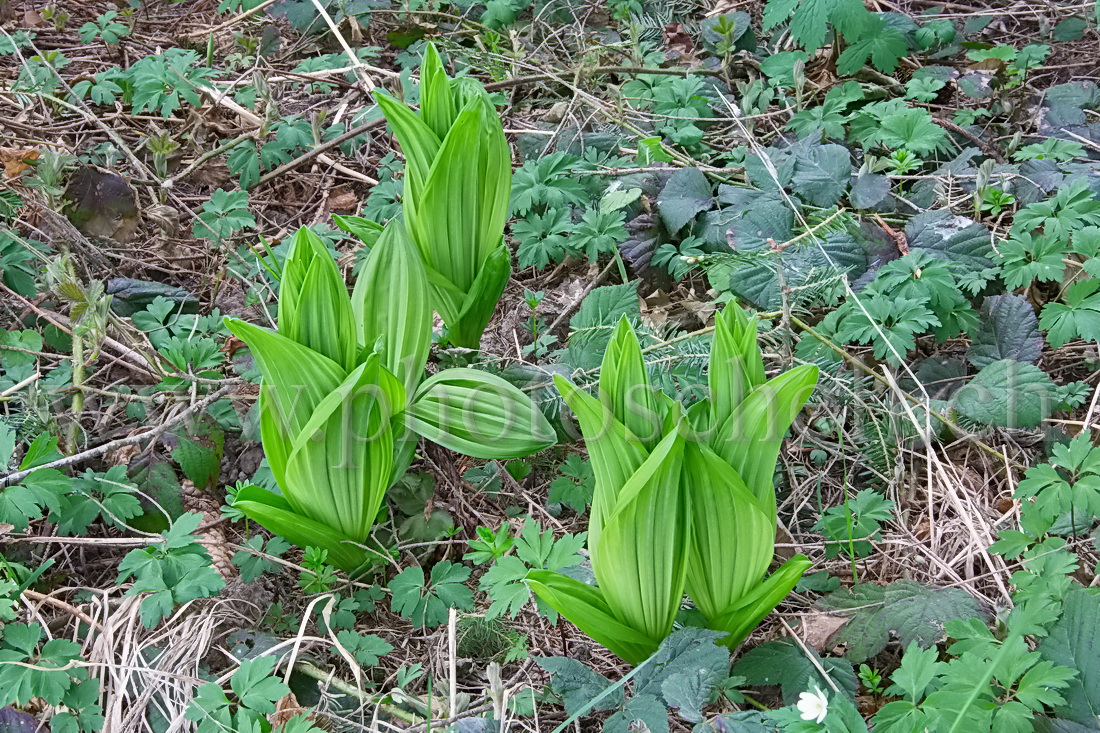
[818,580,985,663]
[791,143,851,207]
[953,359,1058,428]
[906,212,994,272]
[732,638,858,704]
[885,641,946,703]
[534,657,621,716]
[657,168,714,234]
[334,629,393,667]
[231,657,289,714]
[569,283,640,334]
[1038,587,1100,722]
[836,15,909,74]
[389,561,474,628]
[635,628,730,722]
[849,172,891,209]
[603,694,669,733]
[762,0,870,52]
[968,294,1043,368]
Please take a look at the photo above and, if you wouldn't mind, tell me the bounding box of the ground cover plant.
[2,0,1100,730]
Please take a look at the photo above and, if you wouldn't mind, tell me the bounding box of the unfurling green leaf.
[225,219,556,574]
[406,368,556,459]
[529,306,816,662]
[375,43,512,349]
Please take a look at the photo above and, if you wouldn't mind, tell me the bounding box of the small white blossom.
[796,686,829,724]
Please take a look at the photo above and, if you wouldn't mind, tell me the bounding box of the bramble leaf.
[1038,587,1100,722]
[657,168,713,234]
[953,359,1058,428]
[534,657,622,716]
[818,580,985,663]
[968,294,1043,367]
[732,638,858,704]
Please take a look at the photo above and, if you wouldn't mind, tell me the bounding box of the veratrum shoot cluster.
[527,306,818,663]
[374,44,512,349]
[224,223,554,574]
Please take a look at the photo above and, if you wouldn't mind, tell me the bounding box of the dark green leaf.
[603,694,669,733]
[905,211,994,272]
[657,168,714,234]
[968,294,1043,368]
[791,144,851,207]
[534,657,621,716]
[849,173,891,209]
[953,359,1058,428]
[1039,587,1100,722]
[569,283,640,333]
[732,638,858,704]
[818,580,985,663]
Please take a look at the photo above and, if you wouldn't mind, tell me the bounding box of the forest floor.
[2,0,1100,731]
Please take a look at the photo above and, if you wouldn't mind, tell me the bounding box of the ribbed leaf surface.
[284,357,395,539]
[373,93,441,207]
[597,431,689,645]
[600,317,661,448]
[277,228,357,370]
[708,305,766,433]
[224,318,347,491]
[351,221,432,397]
[411,103,484,290]
[711,556,811,648]
[407,368,556,458]
[232,485,372,573]
[525,570,661,664]
[682,442,772,622]
[419,44,456,140]
[710,365,819,521]
[554,375,648,559]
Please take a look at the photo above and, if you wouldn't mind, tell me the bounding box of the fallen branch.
[0,385,232,488]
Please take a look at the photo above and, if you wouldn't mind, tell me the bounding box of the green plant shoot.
[374,44,512,349]
[225,222,555,574]
[526,307,817,663]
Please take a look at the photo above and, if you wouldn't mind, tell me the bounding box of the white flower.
[796,686,829,724]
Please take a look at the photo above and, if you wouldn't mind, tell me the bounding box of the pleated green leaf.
[351,221,432,397]
[682,442,773,622]
[419,43,456,140]
[709,555,811,649]
[409,102,484,291]
[470,94,512,264]
[525,570,661,665]
[374,47,511,351]
[596,430,689,645]
[709,305,766,433]
[283,356,397,540]
[277,227,357,370]
[710,364,819,521]
[600,317,661,448]
[223,318,347,489]
[554,374,647,555]
[406,368,556,459]
[332,214,384,250]
[232,486,374,574]
[373,91,441,209]
[446,243,511,349]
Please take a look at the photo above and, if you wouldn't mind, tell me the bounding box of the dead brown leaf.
[664,23,694,57]
[325,186,358,213]
[0,147,40,178]
[105,429,146,466]
[801,613,849,653]
[22,9,46,27]
[269,693,322,730]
